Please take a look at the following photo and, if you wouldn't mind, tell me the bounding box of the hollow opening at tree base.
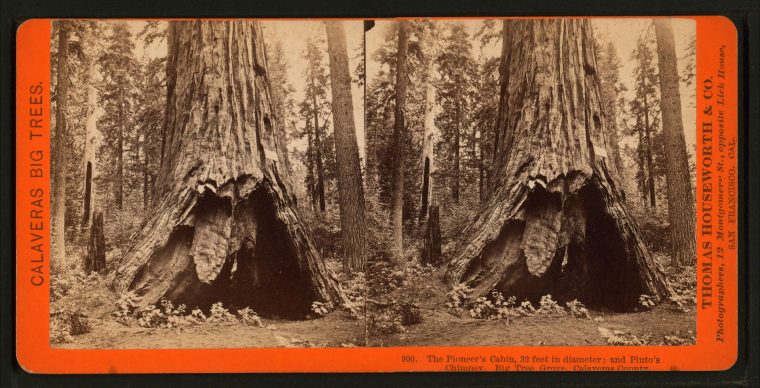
[466,180,656,313]
[129,187,319,320]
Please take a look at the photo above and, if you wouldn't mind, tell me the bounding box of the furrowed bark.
[654,19,697,267]
[113,20,346,318]
[445,19,671,311]
[325,21,367,273]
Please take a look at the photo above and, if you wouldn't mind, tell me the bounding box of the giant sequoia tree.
[445,20,670,310]
[654,19,696,267]
[113,21,344,318]
[325,21,367,272]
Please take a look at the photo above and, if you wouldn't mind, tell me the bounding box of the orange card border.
[15,15,739,374]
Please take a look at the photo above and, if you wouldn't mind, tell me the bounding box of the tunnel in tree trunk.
[112,20,345,319]
[445,19,671,312]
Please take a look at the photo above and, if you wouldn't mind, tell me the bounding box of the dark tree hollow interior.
[462,181,651,312]
[129,188,316,319]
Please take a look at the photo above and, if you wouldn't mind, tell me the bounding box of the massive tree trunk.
[445,20,671,311]
[418,27,436,222]
[113,20,345,318]
[390,21,410,258]
[325,21,367,272]
[52,21,69,272]
[654,19,696,267]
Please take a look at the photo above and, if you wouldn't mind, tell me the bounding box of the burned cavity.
[130,187,317,320]
[471,181,652,312]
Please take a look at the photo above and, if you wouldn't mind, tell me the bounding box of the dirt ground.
[55,268,695,350]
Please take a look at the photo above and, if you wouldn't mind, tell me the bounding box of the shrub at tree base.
[50,309,91,344]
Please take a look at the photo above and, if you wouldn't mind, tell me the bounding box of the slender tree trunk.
[116,90,125,210]
[636,117,649,203]
[82,30,98,228]
[309,75,326,214]
[639,62,657,208]
[390,21,410,259]
[86,211,106,273]
[445,20,670,311]
[478,130,485,205]
[422,205,441,266]
[419,27,436,222]
[325,21,367,272]
[114,21,345,318]
[654,19,697,267]
[306,125,318,211]
[142,134,149,209]
[52,21,69,272]
[452,88,461,204]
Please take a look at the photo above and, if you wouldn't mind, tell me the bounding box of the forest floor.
[53,261,695,349]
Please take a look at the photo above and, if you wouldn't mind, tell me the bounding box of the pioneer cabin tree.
[113,20,345,318]
[654,19,697,267]
[445,20,671,310]
[325,21,367,272]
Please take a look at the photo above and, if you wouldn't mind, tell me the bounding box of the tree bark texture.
[325,21,367,273]
[52,21,69,272]
[422,205,442,266]
[445,20,671,311]
[113,21,345,318]
[86,211,106,273]
[310,74,327,213]
[654,19,697,267]
[390,21,410,259]
[82,30,98,227]
[419,27,436,222]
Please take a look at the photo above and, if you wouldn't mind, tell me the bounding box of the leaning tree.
[113,20,345,319]
[445,19,671,311]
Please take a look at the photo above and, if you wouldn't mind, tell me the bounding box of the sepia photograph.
[48,18,697,350]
